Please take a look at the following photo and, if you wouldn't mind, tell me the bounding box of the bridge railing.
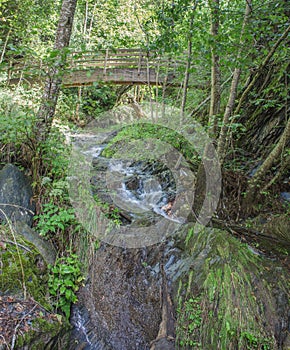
[67,48,185,73]
[6,48,186,85]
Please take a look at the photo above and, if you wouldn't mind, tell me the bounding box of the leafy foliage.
[39,126,71,180]
[35,202,76,237]
[176,293,202,348]
[0,87,39,165]
[48,252,84,319]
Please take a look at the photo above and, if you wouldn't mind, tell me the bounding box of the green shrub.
[48,252,84,319]
[0,88,37,163]
[35,201,77,237]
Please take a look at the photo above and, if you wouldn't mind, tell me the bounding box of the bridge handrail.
[67,49,185,70]
[7,48,185,74]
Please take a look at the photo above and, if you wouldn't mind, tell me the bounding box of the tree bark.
[208,0,221,139]
[36,0,77,142]
[217,0,252,163]
[0,28,11,64]
[181,10,195,116]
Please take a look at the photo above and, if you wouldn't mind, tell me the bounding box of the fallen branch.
[2,239,33,253]
[11,304,38,350]
[212,217,290,248]
[0,203,34,216]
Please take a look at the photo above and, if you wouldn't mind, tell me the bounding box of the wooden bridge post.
[103,49,109,77]
[137,50,142,76]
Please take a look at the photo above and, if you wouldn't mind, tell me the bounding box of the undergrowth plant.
[92,193,122,226]
[0,87,38,165]
[35,201,77,237]
[48,252,84,319]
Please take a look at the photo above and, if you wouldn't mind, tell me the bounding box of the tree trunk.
[217,68,241,160]
[261,154,290,194]
[190,74,232,117]
[243,116,290,206]
[217,0,252,163]
[181,11,195,116]
[235,24,290,115]
[0,28,11,64]
[36,0,77,142]
[208,0,221,139]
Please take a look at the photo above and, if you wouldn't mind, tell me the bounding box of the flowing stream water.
[61,132,290,350]
[64,133,181,349]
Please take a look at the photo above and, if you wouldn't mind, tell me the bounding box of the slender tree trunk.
[190,74,232,117]
[0,28,11,64]
[217,69,241,159]
[235,24,290,115]
[181,12,195,116]
[217,0,252,163]
[36,0,77,142]
[83,0,89,35]
[208,0,221,139]
[88,3,97,41]
[261,155,290,193]
[244,115,290,206]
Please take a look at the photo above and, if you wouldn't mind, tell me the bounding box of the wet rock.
[125,175,141,193]
[263,213,290,246]
[281,192,290,202]
[66,244,166,350]
[0,164,35,226]
[150,337,175,350]
[173,227,290,349]
[14,221,56,265]
[0,224,51,300]
[0,223,65,349]
[92,157,111,171]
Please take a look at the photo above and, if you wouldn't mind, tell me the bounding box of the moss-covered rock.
[0,225,49,304]
[175,226,290,350]
[15,316,67,350]
[0,224,68,349]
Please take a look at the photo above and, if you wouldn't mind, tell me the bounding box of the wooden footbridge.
[8,48,185,87]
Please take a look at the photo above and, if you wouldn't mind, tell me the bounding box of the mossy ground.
[15,315,66,349]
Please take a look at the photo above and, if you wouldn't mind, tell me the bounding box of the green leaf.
[64,279,74,287]
[65,289,73,300]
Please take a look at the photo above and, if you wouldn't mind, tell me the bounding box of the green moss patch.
[176,227,290,349]
[0,225,49,305]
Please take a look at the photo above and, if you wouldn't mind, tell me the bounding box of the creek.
[61,129,290,350]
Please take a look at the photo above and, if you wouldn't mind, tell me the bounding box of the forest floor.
[0,295,59,348]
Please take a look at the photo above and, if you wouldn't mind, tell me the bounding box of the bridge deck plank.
[62,67,175,87]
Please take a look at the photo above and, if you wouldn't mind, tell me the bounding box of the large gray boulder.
[0,164,35,226]
[14,221,57,265]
